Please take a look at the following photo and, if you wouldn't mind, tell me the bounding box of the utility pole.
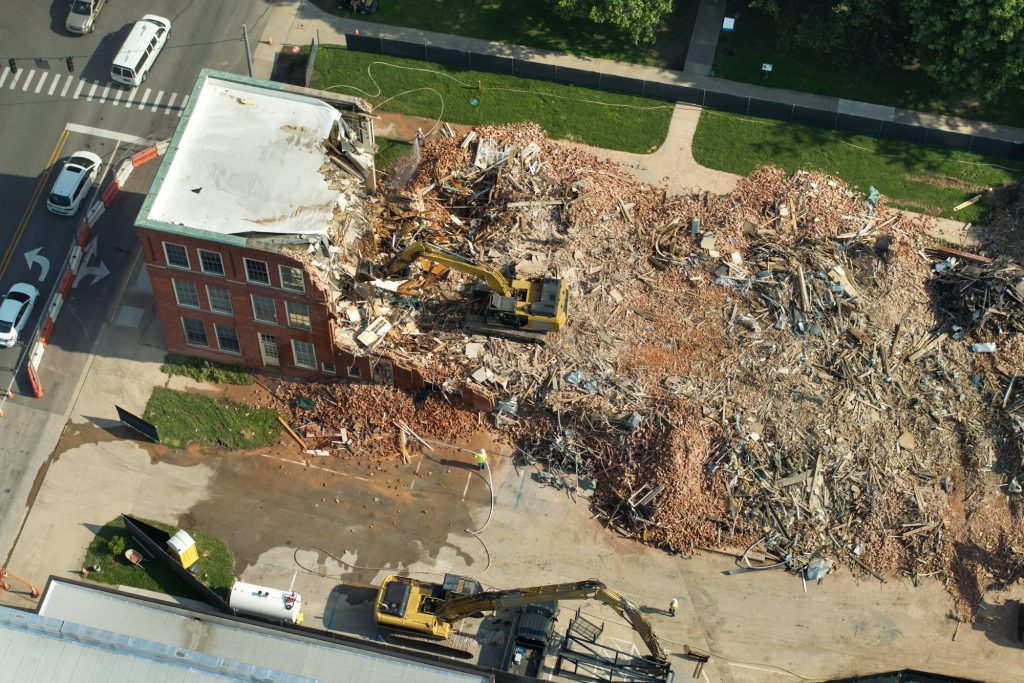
[242,24,254,77]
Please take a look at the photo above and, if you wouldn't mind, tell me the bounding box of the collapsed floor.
[279,123,1023,619]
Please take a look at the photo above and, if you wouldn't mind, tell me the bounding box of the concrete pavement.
[684,0,728,76]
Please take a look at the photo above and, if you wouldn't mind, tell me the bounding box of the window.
[181,318,208,347]
[279,265,305,292]
[207,285,232,315]
[347,364,361,379]
[163,242,189,269]
[244,258,270,285]
[199,250,224,276]
[292,340,316,369]
[215,324,241,354]
[172,279,200,308]
[321,362,336,374]
[286,301,311,330]
[251,294,277,324]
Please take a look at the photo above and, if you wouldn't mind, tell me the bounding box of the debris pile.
[931,259,1024,335]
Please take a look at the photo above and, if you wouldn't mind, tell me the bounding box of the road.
[0,0,277,560]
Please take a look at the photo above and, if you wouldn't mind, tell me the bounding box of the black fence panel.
[556,66,600,89]
[600,74,645,96]
[380,38,426,60]
[470,53,514,75]
[1011,142,1024,160]
[644,82,701,104]
[426,45,470,69]
[792,105,837,129]
[704,91,748,115]
[926,128,972,151]
[836,113,883,137]
[345,33,382,54]
[880,121,928,145]
[969,136,1014,158]
[116,405,160,443]
[513,59,558,82]
[747,98,792,122]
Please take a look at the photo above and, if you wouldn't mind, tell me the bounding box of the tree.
[906,0,1024,99]
[555,0,674,45]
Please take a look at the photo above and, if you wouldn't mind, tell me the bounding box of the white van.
[111,15,171,87]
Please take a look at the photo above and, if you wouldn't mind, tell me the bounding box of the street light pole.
[242,24,254,77]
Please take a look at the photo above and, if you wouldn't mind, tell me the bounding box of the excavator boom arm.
[385,242,513,297]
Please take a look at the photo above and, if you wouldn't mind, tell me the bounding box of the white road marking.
[111,89,123,106]
[34,72,48,93]
[164,92,178,113]
[86,81,98,101]
[100,84,110,102]
[150,90,164,112]
[0,66,10,88]
[48,74,59,95]
[127,86,137,107]
[60,75,73,97]
[177,94,189,116]
[73,79,85,99]
[136,87,151,109]
[64,122,162,145]
[9,69,23,89]
[21,70,34,91]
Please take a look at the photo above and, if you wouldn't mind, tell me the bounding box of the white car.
[0,283,40,348]
[47,151,102,216]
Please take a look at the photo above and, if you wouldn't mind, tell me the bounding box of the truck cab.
[66,0,105,34]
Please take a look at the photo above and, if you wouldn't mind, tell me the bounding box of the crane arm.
[593,586,669,663]
[385,242,514,297]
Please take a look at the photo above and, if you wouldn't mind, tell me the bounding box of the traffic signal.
[7,58,15,74]
[66,57,74,73]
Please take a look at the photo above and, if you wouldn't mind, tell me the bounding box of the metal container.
[229,581,303,624]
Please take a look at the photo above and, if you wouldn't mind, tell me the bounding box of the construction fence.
[344,33,1024,161]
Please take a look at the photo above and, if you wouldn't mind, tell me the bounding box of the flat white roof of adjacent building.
[145,72,343,237]
[24,579,490,683]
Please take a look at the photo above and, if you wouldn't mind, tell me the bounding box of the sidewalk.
[253,2,1024,143]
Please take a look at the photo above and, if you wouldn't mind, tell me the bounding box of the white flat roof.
[146,75,342,237]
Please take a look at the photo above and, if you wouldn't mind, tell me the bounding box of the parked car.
[0,283,40,348]
[46,151,102,216]
[66,0,106,35]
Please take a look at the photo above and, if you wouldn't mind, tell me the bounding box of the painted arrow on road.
[74,261,110,288]
[24,248,50,281]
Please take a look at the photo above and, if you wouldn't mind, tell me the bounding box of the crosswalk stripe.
[137,87,152,109]
[0,66,10,88]
[177,94,189,117]
[112,89,123,106]
[60,75,73,97]
[151,90,164,112]
[34,72,48,94]
[21,70,35,91]
[127,86,137,107]
[9,69,23,89]
[86,81,98,101]
[48,74,59,95]
[164,92,178,114]
[100,84,111,102]
[73,79,85,99]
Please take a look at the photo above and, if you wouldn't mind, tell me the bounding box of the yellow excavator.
[383,241,568,344]
[374,574,668,664]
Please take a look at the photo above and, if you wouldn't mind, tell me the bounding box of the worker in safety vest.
[474,449,487,470]
[669,597,679,617]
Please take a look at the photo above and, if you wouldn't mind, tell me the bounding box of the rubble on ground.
[284,122,1022,618]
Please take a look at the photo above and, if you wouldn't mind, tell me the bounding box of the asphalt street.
[0,0,277,560]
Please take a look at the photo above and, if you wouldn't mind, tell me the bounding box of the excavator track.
[464,315,548,345]
[379,627,481,660]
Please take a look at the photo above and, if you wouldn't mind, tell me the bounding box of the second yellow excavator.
[383,241,569,344]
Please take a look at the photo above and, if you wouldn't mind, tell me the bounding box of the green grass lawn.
[144,386,281,450]
[161,354,253,385]
[313,0,699,69]
[313,47,673,153]
[692,110,1024,222]
[713,6,1024,129]
[83,517,235,599]
[375,138,412,173]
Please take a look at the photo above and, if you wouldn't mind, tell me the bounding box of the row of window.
[162,242,306,292]
[181,317,318,370]
[172,279,311,331]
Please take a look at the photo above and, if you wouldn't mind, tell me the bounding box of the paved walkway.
[684,0,728,76]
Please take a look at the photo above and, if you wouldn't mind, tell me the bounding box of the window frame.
[206,285,232,315]
[181,317,208,347]
[172,278,201,309]
[243,258,271,285]
[215,324,241,355]
[163,242,190,270]
[285,300,311,331]
[291,339,316,369]
[251,293,278,325]
[198,249,225,276]
[279,265,306,293]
